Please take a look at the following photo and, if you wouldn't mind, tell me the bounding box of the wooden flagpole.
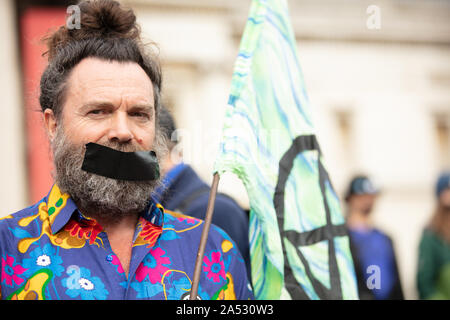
[189,172,220,300]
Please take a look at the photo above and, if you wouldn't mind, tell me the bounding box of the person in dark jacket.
[153,106,251,280]
[345,175,404,300]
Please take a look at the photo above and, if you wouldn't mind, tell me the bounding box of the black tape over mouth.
[81,142,160,181]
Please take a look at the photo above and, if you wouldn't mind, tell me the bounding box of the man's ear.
[43,108,58,140]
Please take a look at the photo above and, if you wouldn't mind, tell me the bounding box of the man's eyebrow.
[128,104,154,112]
[79,102,154,112]
[79,101,115,112]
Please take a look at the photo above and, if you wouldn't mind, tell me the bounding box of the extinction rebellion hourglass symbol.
[273,135,349,299]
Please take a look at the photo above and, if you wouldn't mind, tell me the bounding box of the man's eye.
[88,109,105,115]
[130,112,149,119]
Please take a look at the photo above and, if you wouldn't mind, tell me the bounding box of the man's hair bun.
[45,0,140,60]
[40,0,162,122]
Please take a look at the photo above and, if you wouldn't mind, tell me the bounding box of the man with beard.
[0,0,252,300]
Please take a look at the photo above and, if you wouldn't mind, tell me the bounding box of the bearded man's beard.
[51,125,167,223]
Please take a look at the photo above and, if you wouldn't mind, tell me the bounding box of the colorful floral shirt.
[0,184,253,300]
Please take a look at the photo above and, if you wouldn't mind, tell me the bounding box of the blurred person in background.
[153,106,251,280]
[345,175,404,300]
[417,172,450,300]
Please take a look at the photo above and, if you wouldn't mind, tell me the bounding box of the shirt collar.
[140,201,165,227]
[45,184,79,234]
[47,184,165,234]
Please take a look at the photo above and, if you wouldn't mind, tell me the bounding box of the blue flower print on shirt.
[129,276,164,299]
[61,265,109,300]
[23,243,64,278]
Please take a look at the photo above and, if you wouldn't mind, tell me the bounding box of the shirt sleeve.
[386,236,404,300]
[210,225,254,300]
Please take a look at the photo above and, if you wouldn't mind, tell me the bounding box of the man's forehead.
[67,57,154,101]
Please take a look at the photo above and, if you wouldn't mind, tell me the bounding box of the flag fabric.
[213,0,359,300]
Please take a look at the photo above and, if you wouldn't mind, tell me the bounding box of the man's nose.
[107,112,133,143]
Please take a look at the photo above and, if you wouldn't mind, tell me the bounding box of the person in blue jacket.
[153,106,252,281]
[345,175,404,300]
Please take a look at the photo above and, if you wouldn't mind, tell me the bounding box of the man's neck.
[90,213,140,235]
[89,212,140,278]
[346,210,371,230]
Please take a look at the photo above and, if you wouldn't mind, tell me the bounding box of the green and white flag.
[214,0,359,299]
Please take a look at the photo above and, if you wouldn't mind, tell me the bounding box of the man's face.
[348,194,376,215]
[44,57,164,220]
[58,57,156,150]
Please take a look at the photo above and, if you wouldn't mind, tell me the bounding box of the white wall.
[0,0,27,217]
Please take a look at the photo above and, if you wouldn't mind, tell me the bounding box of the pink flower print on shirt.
[1,254,28,287]
[203,250,226,283]
[135,247,171,284]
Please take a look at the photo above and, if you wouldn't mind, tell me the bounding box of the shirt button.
[106,254,113,262]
